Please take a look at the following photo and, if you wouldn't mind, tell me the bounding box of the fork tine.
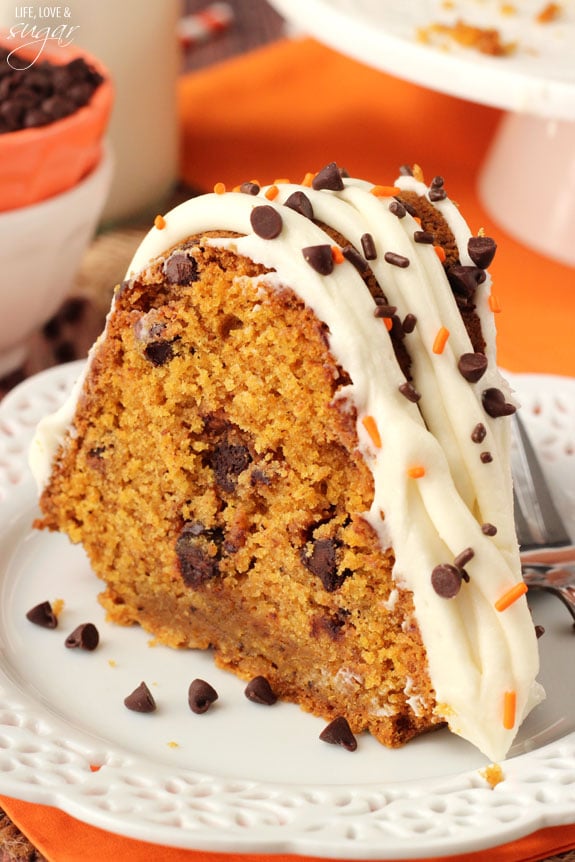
[511,413,571,550]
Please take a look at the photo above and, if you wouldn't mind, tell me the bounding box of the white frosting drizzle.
[29,170,544,761]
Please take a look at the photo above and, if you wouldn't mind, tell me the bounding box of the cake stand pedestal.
[268,0,575,267]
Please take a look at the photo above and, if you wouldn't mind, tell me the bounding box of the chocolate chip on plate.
[244,675,277,705]
[188,678,219,714]
[319,716,357,751]
[65,622,99,651]
[124,682,157,713]
[26,601,58,629]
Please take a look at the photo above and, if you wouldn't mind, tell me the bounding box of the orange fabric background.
[2,35,574,862]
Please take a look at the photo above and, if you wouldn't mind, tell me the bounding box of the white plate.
[0,361,575,859]
[269,0,575,120]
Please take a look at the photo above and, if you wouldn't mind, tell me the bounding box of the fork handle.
[520,544,575,566]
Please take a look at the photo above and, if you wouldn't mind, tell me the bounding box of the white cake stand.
[268,0,575,266]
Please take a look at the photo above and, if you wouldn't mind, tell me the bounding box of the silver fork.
[512,412,575,624]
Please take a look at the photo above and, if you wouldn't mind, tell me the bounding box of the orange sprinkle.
[214,182,226,195]
[536,2,561,23]
[413,216,422,226]
[503,690,516,729]
[432,326,450,354]
[265,185,279,201]
[89,764,101,772]
[362,416,382,449]
[413,164,425,182]
[302,172,315,187]
[489,293,502,313]
[370,184,401,197]
[274,177,291,185]
[495,581,528,612]
[331,246,345,264]
[434,245,446,264]
[154,214,166,230]
[407,466,426,479]
[382,317,393,331]
[232,184,242,193]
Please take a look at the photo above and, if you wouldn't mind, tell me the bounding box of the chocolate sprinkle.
[312,161,344,191]
[458,352,488,383]
[188,678,219,714]
[319,716,357,751]
[429,187,447,202]
[454,547,475,570]
[239,181,260,195]
[431,175,445,188]
[250,204,283,239]
[482,388,517,418]
[342,245,369,274]
[302,245,334,275]
[414,230,434,244]
[65,623,99,651]
[26,601,58,629]
[284,190,314,219]
[389,199,406,218]
[124,682,157,713]
[399,382,421,402]
[361,233,377,261]
[244,676,277,705]
[163,252,199,286]
[399,164,414,176]
[431,564,462,598]
[480,451,494,463]
[481,523,498,536]
[471,422,487,443]
[402,313,417,334]
[373,302,397,319]
[468,236,497,268]
[384,251,410,268]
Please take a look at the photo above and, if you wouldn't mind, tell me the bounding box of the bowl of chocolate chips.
[0,37,113,375]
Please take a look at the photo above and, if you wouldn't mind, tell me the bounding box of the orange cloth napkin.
[2,35,574,862]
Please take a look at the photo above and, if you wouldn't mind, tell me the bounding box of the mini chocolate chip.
[458,353,488,383]
[65,623,99,650]
[471,422,487,443]
[429,187,447,202]
[454,547,475,570]
[144,340,174,367]
[239,181,260,195]
[431,564,462,598]
[481,522,498,536]
[302,245,334,275]
[188,678,219,713]
[124,682,156,713]
[384,251,410,268]
[447,265,486,298]
[480,451,493,463]
[319,716,357,751]
[312,161,344,191]
[373,302,397,319]
[399,382,421,402]
[389,199,406,218]
[26,601,58,629]
[284,190,314,219]
[402,313,417,333]
[163,252,198,285]
[244,676,277,705]
[468,236,497,268]
[535,624,545,639]
[431,175,445,188]
[361,233,377,260]
[482,388,516,418]
[414,230,434,244]
[342,245,369,274]
[250,204,283,239]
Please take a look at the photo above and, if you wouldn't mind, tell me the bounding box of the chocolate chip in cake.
[341,245,369,274]
[431,564,462,598]
[447,265,486,299]
[399,382,421,402]
[302,245,334,275]
[361,233,377,261]
[244,675,277,705]
[144,340,174,367]
[471,422,487,443]
[176,529,221,587]
[163,251,199,285]
[301,538,351,592]
[26,601,58,629]
[384,251,410,268]
[414,230,435,244]
[284,190,314,219]
[480,451,494,463]
[482,522,498,536]
[402,313,417,334]
[209,440,252,492]
[312,161,345,191]
[482,388,516,418]
[65,622,99,650]
[458,352,488,383]
[468,236,497,268]
[239,181,260,195]
[319,716,357,751]
[250,204,283,239]
[124,682,157,713]
[188,678,219,713]
[389,199,406,218]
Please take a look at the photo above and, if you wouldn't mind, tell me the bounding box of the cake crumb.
[108,659,117,668]
[167,741,179,749]
[480,763,505,788]
[536,2,562,23]
[417,21,516,56]
[52,598,65,617]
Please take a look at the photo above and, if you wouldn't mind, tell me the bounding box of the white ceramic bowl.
[0,146,113,377]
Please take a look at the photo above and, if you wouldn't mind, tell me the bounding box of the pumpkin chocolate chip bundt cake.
[30,161,544,761]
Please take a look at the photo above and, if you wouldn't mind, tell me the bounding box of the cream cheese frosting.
[29,164,544,761]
